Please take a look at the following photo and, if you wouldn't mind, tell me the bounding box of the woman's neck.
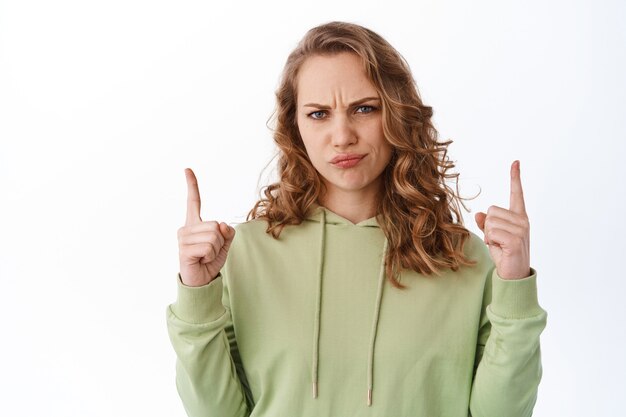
[318,187,380,225]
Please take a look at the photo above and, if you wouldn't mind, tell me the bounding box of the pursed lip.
[330,153,366,164]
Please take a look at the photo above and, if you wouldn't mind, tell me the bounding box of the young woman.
[167,21,547,417]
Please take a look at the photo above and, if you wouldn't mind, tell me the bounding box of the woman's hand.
[177,168,236,287]
[474,160,531,280]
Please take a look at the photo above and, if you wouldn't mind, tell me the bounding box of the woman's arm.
[167,168,250,415]
[470,161,547,416]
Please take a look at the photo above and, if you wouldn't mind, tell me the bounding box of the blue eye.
[308,110,326,120]
[356,105,375,114]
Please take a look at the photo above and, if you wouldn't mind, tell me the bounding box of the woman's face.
[296,52,393,203]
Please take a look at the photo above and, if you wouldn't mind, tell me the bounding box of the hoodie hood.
[305,205,388,407]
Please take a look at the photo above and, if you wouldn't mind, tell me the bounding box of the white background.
[1,0,624,415]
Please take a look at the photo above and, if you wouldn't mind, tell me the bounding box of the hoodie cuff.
[171,273,226,324]
[489,267,544,319]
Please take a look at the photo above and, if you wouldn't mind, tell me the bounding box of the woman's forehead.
[296,53,379,106]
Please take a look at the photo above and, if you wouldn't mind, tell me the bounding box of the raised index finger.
[509,160,527,215]
[185,168,202,225]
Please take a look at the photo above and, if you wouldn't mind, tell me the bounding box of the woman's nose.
[331,116,357,147]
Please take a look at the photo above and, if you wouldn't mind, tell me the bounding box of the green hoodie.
[166,206,547,416]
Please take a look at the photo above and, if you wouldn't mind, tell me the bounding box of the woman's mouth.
[330,154,366,168]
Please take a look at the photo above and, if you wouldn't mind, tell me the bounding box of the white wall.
[1,0,624,415]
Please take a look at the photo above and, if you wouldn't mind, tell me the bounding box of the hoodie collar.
[306,203,381,228]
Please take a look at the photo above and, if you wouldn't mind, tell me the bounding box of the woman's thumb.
[220,222,236,242]
[474,212,486,232]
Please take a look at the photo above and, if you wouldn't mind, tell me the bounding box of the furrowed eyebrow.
[302,96,380,109]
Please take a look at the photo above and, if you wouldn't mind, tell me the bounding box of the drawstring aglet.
[312,382,318,399]
[367,388,372,406]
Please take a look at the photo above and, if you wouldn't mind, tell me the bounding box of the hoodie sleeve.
[469,267,548,417]
[166,273,251,417]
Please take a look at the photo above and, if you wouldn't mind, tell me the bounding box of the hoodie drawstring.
[311,208,388,407]
[367,238,388,406]
[311,208,325,400]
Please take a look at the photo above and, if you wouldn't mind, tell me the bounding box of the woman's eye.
[308,111,327,120]
[356,105,375,114]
